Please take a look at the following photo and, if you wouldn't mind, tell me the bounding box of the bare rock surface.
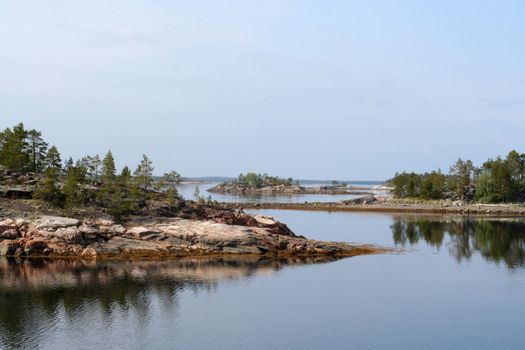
[208,183,371,196]
[0,214,381,260]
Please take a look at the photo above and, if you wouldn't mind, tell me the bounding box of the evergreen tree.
[118,166,132,193]
[45,146,62,171]
[448,158,475,200]
[165,187,179,204]
[0,123,30,172]
[99,151,117,206]
[34,168,63,206]
[101,151,116,181]
[106,184,131,221]
[133,154,154,194]
[162,170,181,202]
[62,166,84,208]
[26,129,48,172]
[78,155,102,184]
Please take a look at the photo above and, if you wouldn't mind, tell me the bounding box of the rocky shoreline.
[0,212,382,260]
[208,183,372,195]
[226,199,525,216]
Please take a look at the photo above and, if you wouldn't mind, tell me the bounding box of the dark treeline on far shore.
[0,123,182,219]
[388,150,525,203]
[233,172,299,188]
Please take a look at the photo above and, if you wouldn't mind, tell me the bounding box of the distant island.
[0,122,381,259]
[208,172,372,195]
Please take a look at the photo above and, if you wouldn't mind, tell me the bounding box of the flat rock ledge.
[0,216,381,260]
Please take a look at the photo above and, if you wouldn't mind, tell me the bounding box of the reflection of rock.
[0,255,351,349]
[0,256,345,291]
[0,215,381,259]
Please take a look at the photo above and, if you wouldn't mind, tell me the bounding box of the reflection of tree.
[391,217,525,268]
[0,256,341,349]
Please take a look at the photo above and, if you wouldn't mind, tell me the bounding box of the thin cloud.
[474,98,525,110]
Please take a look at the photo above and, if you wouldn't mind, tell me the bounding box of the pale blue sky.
[1,0,524,180]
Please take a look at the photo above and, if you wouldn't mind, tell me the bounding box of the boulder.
[126,226,163,240]
[99,224,126,236]
[0,240,20,256]
[53,227,83,243]
[342,195,376,205]
[34,216,79,230]
[0,218,19,239]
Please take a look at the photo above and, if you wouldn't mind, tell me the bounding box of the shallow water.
[1,211,524,350]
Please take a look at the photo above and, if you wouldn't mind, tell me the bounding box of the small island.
[0,123,382,260]
[208,172,371,195]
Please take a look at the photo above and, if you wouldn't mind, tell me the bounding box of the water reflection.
[0,256,342,350]
[391,217,525,268]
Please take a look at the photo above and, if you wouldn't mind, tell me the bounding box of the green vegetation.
[0,122,182,219]
[234,172,295,188]
[388,151,525,203]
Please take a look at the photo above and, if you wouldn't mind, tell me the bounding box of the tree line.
[0,123,182,218]
[234,172,298,188]
[388,150,525,203]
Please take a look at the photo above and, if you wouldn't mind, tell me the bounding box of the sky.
[1,0,524,180]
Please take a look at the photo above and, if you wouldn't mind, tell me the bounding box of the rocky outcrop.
[342,195,377,205]
[0,185,34,199]
[0,215,381,260]
[208,183,371,196]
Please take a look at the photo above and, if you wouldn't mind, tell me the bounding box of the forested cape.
[388,151,525,203]
[0,123,181,218]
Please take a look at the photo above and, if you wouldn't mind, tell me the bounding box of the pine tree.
[162,170,181,202]
[26,129,48,172]
[0,123,30,172]
[45,146,62,171]
[133,155,154,192]
[64,157,74,174]
[132,155,154,205]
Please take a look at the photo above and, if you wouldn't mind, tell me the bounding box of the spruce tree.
[34,168,63,206]
[62,166,83,208]
[99,151,116,206]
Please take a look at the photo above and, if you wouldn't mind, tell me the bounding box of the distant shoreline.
[224,201,525,217]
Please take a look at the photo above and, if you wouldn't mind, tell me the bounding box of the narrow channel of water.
[176,182,388,203]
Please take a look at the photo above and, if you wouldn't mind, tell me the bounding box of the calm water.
[1,211,525,349]
[176,182,389,203]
